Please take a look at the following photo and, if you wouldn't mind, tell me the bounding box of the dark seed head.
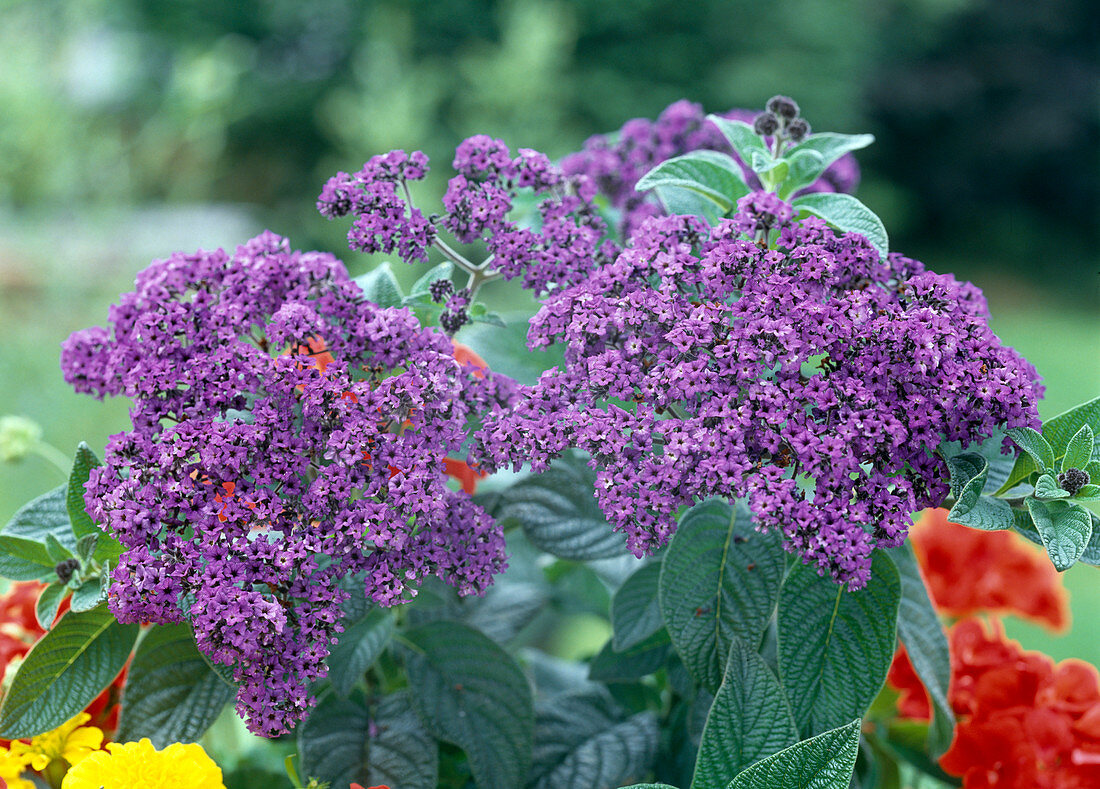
[55,558,81,584]
[786,118,811,143]
[766,95,800,120]
[1058,467,1090,496]
[753,111,781,136]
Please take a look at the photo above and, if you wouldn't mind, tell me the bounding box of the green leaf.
[998,397,1100,495]
[654,185,726,225]
[725,719,862,789]
[1006,427,1056,475]
[35,583,66,630]
[0,606,138,738]
[939,431,1015,494]
[1013,507,1100,567]
[298,691,437,789]
[588,633,671,682]
[471,310,506,328]
[354,263,405,309]
[71,578,105,612]
[659,500,785,693]
[408,261,454,297]
[891,545,954,759]
[786,132,874,176]
[3,486,75,551]
[67,442,101,541]
[636,151,750,212]
[45,533,73,563]
[691,639,799,789]
[1034,474,1070,499]
[494,452,627,561]
[1026,498,1093,571]
[116,624,234,748]
[528,689,659,789]
[778,551,900,735]
[707,116,768,167]
[1073,484,1100,502]
[945,453,1014,530]
[777,149,826,198]
[620,785,678,788]
[0,534,57,581]
[611,562,664,651]
[791,193,889,259]
[326,609,395,697]
[1063,424,1095,472]
[405,621,533,789]
[76,533,99,564]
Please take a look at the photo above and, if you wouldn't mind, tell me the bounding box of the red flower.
[909,507,1069,631]
[891,617,1100,787]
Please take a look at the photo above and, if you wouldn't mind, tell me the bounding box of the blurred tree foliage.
[0,0,1095,286]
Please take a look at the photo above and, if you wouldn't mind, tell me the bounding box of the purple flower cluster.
[61,231,515,736]
[474,198,1042,587]
[560,99,861,238]
[319,136,616,294]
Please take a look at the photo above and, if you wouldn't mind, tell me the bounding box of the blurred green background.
[1,0,1097,671]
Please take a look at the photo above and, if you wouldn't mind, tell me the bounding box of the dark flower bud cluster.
[1059,467,1089,496]
[439,287,471,336]
[474,200,1042,588]
[61,231,517,736]
[429,278,455,304]
[55,557,80,584]
[561,100,859,239]
[319,137,614,295]
[755,95,811,146]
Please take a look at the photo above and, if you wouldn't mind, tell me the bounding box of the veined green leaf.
[3,486,74,551]
[408,261,454,298]
[0,534,56,581]
[354,263,405,309]
[1034,474,1070,499]
[791,193,889,259]
[494,451,627,561]
[636,150,750,212]
[659,500,785,693]
[405,621,533,789]
[998,400,1100,494]
[891,545,954,758]
[528,689,658,789]
[778,551,900,734]
[326,609,395,697]
[298,690,437,789]
[1062,424,1095,472]
[691,639,798,788]
[0,607,137,738]
[67,443,101,541]
[117,624,234,747]
[1026,498,1093,571]
[707,116,768,167]
[611,562,664,651]
[725,718,862,789]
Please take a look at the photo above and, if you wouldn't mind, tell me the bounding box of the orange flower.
[350,784,390,789]
[908,507,1069,631]
[891,618,1100,787]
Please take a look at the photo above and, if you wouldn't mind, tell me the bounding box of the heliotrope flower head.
[475,199,1041,587]
[560,99,862,238]
[61,231,516,736]
[319,137,615,294]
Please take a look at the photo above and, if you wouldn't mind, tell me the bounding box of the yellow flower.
[0,744,34,789]
[8,712,104,771]
[61,738,225,789]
